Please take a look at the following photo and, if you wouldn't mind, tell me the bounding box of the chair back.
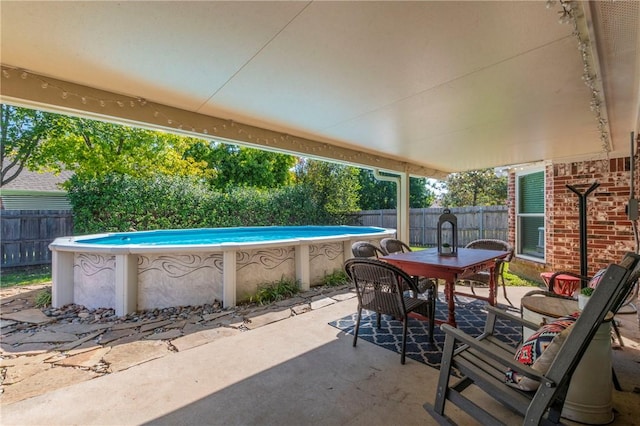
[527,252,640,422]
[351,241,385,258]
[465,238,514,262]
[380,238,412,255]
[344,257,418,319]
[611,256,640,314]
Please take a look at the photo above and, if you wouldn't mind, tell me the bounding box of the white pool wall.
[49,227,395,316]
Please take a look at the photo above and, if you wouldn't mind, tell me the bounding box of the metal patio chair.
[351,241,386,258]
[380,237,438,327]
[343,257,435,364]
[457,238,514,305]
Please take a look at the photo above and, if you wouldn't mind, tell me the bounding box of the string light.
[547,0,610,153]
[0,66,410,174]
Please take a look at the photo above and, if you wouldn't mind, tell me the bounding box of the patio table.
[381,248,508,327]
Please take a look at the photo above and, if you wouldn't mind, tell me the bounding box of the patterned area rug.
[329,296,522,369]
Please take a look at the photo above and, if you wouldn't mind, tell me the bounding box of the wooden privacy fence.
[350,206,508,247]
[1,210,73,269]
[1,207,507,268]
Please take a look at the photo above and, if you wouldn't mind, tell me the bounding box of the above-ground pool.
[49,226,395,316]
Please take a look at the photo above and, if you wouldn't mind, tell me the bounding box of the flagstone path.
[0,283,356,405]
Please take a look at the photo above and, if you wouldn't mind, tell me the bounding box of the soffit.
[1,1,638,176]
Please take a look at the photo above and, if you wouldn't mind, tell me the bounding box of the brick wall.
[509,154,639,282]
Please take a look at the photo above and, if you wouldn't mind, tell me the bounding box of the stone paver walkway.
[0,283,357,405]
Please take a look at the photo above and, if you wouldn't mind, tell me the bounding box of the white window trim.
[515,165,545,263]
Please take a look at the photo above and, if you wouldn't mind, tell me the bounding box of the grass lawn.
[1,266,52,288]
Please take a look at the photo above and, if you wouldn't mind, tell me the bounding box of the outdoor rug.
[328,295,522,369]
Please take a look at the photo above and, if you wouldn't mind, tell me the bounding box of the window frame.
[515,166,545,263]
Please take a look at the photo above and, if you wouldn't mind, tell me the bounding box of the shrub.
[319,269,349,287]
[35,288,52,308]
[67,173,352,234]
[251,277,300,305]
[580,287,594,296]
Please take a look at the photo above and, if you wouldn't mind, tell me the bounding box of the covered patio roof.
[1,1,639,178]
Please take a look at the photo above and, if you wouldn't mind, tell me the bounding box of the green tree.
[294,159,360,223]
[0,104,64,186]
[186,141,297,190]
[357,169,435,209]
[30,118,211,182]
[441,168,507,207]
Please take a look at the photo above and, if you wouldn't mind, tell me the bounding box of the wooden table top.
[521,295,579,318]
[381,248,509,272]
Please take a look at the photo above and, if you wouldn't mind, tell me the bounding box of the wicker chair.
[343,257,434,364]
[351,241,385,258]
[380,238,438,325]
[379,238,412,256]
[457,238,514,305]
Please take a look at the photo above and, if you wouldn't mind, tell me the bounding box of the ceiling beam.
[1,66,448,179]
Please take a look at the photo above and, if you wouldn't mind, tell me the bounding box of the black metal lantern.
[437,208,458,256]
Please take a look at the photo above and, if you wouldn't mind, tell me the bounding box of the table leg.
[445,280,457,327]
[488,265,496,306]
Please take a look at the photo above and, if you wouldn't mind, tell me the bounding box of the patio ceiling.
[1,1,639,178]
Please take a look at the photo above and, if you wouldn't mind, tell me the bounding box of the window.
[517,169,544,260]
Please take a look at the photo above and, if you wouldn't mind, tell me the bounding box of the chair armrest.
[440,324,555,386]
[484,305,541,331]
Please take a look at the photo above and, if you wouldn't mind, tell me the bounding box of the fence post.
[479,206,484,239]
[422,209,426,246]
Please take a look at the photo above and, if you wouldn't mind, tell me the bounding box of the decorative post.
[437,208,458,256]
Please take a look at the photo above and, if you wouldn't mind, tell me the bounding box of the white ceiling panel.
[1,1,639,175]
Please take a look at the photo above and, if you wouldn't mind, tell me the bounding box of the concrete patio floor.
[1,285,639,425]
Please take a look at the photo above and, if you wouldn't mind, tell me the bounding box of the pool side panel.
[235,247,296,303]
[137,253,224,310]
[309,242,345,285]
[73,253,116,310]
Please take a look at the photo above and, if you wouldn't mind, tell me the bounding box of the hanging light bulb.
[2,70,10,78]
[61,91,68,99]
[20,72,28,79]
[41,82,48,89]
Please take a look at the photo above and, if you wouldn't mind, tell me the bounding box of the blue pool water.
[78,226,387,246]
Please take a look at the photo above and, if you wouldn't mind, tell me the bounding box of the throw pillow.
[588,268,607,289]
[506,312,580,391]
